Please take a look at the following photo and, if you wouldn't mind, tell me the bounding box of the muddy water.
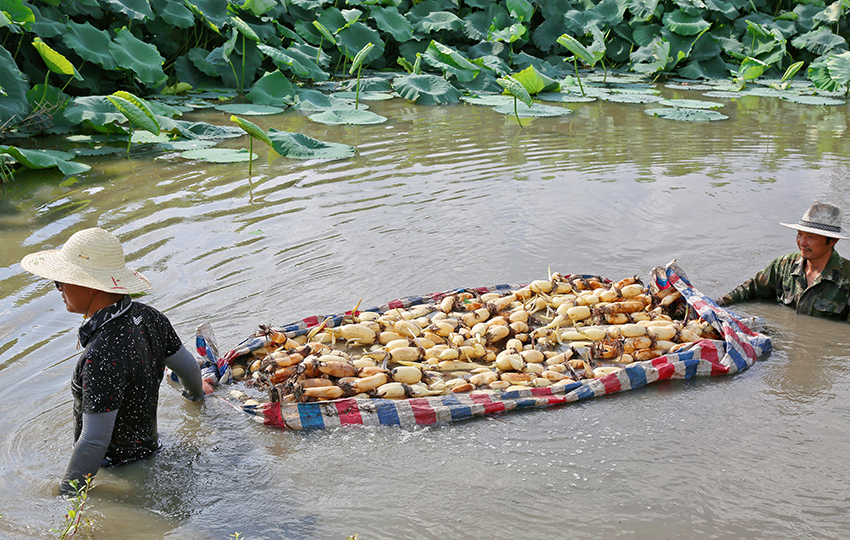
[1,84,849,539]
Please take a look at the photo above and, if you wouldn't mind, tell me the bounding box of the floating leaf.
[599,93,662,104]
[157,139,218,151]
[644,108,729,121]
[780,95,845,106]
[308,108,388,125]
[460,95,515,106]
[332,91,394,101]
[3,146,91,174]
[267,129,356,160]
[392,74,462,105]
[180,148,257,163]
[492,102,572,117]
[657,98,723,109]
[214,104,286,115]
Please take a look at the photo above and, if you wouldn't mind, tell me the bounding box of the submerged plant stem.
[573,56,585,97]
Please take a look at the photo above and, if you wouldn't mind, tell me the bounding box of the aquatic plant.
[51,477,92,540]
[230,115,272,175]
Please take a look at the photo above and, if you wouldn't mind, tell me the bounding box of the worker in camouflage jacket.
[717,201,850,322]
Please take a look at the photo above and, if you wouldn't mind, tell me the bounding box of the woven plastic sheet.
[198,261,772,430]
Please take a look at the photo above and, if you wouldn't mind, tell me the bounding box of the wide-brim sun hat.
[780,201,847,240]
[20,227,153,294]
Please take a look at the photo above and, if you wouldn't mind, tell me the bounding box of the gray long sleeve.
[60,410,116,496]
[165,345,205,400]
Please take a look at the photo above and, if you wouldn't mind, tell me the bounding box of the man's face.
[796,231,835,261]
[56,282,94,315]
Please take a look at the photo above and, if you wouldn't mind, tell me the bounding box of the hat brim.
[21,248,153,294]
[779,222,847,240]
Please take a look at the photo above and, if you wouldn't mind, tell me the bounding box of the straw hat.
[20,227,152,294]
[780,201,846,240]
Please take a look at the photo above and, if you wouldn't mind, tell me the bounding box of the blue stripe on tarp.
[375,399,401,425]
[297,403,325,430]
[573,383,597,401]
[440,394,473,422]
[625,364,648,389]
[514,397,539,409]
[559,381,584,394]
[726,341,750,372]
[681,357,698,379]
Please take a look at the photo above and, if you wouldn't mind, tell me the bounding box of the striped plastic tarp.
[202,262,771,430]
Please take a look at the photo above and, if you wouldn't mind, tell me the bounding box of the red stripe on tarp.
[408,398,438,425]
[335,399,363,426]
[656,362,675,380]
[302,315,321,327]
[469,392,507,414]
[262,402,286,429]
[600,373,622,393]
[386,299,405,309]
[724,325,757,360]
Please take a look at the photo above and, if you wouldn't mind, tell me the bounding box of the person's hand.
[202,378,216,395]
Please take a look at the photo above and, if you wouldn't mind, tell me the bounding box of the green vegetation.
[0,0,848,180]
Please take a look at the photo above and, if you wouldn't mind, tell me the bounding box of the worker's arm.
[717,255,790,306]
[165,346,211,400]
[60,410,116,496]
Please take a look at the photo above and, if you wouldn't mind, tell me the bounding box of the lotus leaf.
[461,95,515,106]
[130,132,172,144]
[492,102,572,117]
[308,109,388,125]
[165,120,244,140]
[153,0,194,28]
[63,96,127,129]
[107,0,153,21]
[63,22,117,70]
[368,6,413,43]
[827,51,850,87]
[780,95,845,106]
[791,28,847,56]
[337,77,393,93]
[663,9,710,36]
[416,12,463,34]
[497,75,533,107]
[537,92,597,103]
[69,146,127,157]
[392,74,461,105]
[267,129,357,160]
[109,27,167,86]
[156,139,218,151]
[3,147,91,174]
[246,70,296,106]
[32,38,82,80]
[257,43,330,82]
[658,98,723,109]
[214,104,286,115]
[512,65,560,95]
[333,91,394,101]
[0,46,30,127]
[644,107,729,121]
[423,41,480,82]
[180,148,257,163]
[337,22,384,66]
[293,89,362,112]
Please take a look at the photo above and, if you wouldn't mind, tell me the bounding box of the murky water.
[1,84,849,539]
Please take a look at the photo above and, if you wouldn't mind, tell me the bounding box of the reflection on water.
[1,85,850,539]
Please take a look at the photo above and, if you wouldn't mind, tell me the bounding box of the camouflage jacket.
[718,250,850,321]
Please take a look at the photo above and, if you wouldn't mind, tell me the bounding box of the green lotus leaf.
[308,108,388,125]
[507,0,533,22]
[370,6,414,43]
[337,22,384,65]
[293,89,362,111]
[663,9,710,36]
[827,51,850,86]
[496,75,533,107]
[312,20,336,45]
[108,94,160,135]
[780,94,845,106]
[422,41,480,82]
[267,129,357,160]
[241,0,277,17]
[337,77,393,93]
[214,104,286,115]
[791,28,846,56]
[257,43,330,82]
[658,98,723,109]
[62,22,116,70]
[231,16,260,41]
[2,0,35,28]
[556,34,594,65]
[461,95,515,106]
[180,148,257,163]
[69,146,127,157]
[512,65,560,95]
[163,120,243,140]
[492,102,572,117]
[113,90,158,123]
[246,70,296,106]
[106,0,153,20]
[156,139,218,151]
[627,0,661,22]
[109,27,167,86]
[0,45,30,128]
[186,0,229,29]
[3,146,91,174]
[537,92,598,103]
[230,115,273,146]
[32,37,83,80]
[644,107,728,121]
[152,0,194,28]
[130,131,172,144]
[350,42,375,74]
[393,74,462,105]
[63,96,127,130]
[415,11,463,34]
[332,91,394,101]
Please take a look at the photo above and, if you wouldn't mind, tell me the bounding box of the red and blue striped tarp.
[204,262,771,430]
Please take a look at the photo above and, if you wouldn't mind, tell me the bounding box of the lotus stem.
[248,136,253,176]
[513,96,522,127]
[573,56,585,97]
[355,65,362,110]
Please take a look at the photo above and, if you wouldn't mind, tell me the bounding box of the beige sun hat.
[20,227,152,294]
[780,201,847,240]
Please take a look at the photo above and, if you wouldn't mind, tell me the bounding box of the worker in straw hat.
[20,227,210,496]
[717,201,850,321]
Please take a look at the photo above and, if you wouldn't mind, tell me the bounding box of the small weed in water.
[51,477,93,539]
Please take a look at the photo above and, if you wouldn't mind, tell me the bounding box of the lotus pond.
[1,79,850,539]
